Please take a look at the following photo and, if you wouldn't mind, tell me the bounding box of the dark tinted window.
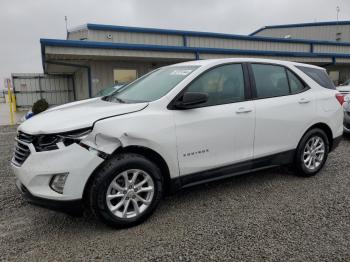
[296,66,335,90]
[185,64,245,106]
[251,64,290,98]
[287,70,306,94]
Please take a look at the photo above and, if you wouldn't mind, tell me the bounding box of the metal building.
[250,21,350,42]
[20,21,350,105]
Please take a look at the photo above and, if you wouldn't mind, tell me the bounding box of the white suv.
[12,58,343,228]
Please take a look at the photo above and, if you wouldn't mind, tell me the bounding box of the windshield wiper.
[115,97,126,103]
[102,95,125,103]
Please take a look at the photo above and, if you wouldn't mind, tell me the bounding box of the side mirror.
[174,92,208,109]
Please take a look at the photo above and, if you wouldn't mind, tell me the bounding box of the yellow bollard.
[6,80,14,125]
[12,93,17,112]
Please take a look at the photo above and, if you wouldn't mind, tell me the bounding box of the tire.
[294,128,329,177]
[87,153,163,228]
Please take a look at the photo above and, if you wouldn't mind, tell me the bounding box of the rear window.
[296,66,335,90]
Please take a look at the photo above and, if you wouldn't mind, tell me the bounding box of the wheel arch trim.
[82,145,176,202]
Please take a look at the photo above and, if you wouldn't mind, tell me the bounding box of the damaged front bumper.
[11,142,105,202]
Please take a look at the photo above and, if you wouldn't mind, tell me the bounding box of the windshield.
[106,66,199,103]
[95,85,124,97]
[344,79,350,85]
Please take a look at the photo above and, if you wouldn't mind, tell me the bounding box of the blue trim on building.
[310,43,314,53]
[249,27,267,36]
[183,35,187,47]
[40,38,350,60]
[84,23,350,46]
[195,52,200,60]
[250,20,350,36]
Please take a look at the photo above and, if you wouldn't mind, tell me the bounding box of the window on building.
[251,64,290,98]
[184,64,245,106]
[113,69,138,85]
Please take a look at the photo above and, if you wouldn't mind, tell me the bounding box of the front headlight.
[34,128,92,151]
[58,128,92,147]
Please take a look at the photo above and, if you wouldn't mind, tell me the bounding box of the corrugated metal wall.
[73,68,89,100]
[186,36,310,52]
[88,30,184,46]
[45,46,195,60]
[12,74,74,108]
[254,25,350,42]
[68,29,88,40]
[313,44,350,54]
[87,29,312,52]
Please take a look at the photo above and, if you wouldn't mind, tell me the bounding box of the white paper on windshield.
[170,69,193,76]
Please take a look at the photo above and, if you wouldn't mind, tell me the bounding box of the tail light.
[335,94,345,106]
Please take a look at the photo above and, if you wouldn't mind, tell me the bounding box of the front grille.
[17,132,35,143]
[12,132,34,166]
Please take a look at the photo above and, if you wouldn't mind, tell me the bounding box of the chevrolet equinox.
[12,58,344,228]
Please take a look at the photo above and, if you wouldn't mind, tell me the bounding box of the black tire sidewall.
[90,153,163,228]
[295,128,329,177]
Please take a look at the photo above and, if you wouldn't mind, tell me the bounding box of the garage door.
[12,74,75,108]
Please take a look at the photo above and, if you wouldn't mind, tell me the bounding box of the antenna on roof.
[336,6,340,23]
[65,16,68,34]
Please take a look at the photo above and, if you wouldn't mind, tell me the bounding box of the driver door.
[171,63,255,179]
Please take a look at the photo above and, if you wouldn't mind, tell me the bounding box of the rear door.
[249,63,315,159]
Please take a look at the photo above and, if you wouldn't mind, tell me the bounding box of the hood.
[19,98,148,135]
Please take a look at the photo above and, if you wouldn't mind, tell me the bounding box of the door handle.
[299,98,310,104]
[236,107,252,114]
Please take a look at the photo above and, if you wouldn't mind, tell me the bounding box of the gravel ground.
[0,125,350,261]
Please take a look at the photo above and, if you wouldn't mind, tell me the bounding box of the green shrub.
[32,99,49,115]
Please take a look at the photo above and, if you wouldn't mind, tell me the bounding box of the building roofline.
[40,38,350,60]
[250,20,350,35]
[67,23,350,46]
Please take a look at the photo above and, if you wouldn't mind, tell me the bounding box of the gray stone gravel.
[0,125,349,261]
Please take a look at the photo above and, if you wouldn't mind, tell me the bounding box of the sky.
[0,0,349,88]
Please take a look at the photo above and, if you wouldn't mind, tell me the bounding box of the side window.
[296,66,335,90]
[251,64,289,98]
[185,64,245,106]
[287,70,305,94]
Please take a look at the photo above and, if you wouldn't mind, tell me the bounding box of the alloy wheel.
[106,169,155,219]
[302,136,326,171]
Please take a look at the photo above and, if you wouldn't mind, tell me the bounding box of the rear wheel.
[88,153,163,228]
[294,128,329,177]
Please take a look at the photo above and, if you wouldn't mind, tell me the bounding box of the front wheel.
[294,128,329,177]
[88,153,163,228]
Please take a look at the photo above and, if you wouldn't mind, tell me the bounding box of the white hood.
[19,98,148,134]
